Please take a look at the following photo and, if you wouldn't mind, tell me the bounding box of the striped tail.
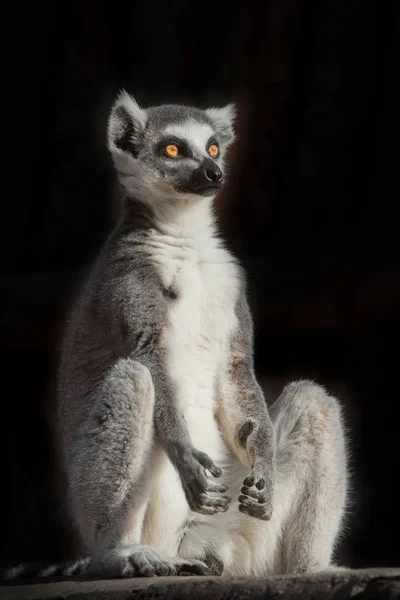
[1,557,91,580]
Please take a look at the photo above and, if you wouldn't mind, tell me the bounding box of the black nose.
[204,165,222,184]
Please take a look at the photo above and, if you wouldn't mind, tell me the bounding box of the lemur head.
[107,91,236,205]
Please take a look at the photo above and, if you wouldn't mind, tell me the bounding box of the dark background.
[1,0,399,570]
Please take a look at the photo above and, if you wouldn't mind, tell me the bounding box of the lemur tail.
[1,557,91,581]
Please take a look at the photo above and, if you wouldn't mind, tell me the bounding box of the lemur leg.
[68,358,209,577]
[269,380,348,574]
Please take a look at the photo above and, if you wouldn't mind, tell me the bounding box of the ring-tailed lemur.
[3,92,348,580]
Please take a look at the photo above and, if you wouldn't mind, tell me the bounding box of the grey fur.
[55,94,239,577]
[55,216,220,576]
[2,92,348,581]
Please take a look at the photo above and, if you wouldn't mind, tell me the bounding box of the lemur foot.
[171,557,212,576]
[95,545,211,577]
[179,547,224,577]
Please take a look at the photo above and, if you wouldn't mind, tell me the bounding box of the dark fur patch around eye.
[157,137,193,159]
[114,106,139,157]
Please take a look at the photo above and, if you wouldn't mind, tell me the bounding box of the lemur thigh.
[271,380,348,574]
[68,358,208,577]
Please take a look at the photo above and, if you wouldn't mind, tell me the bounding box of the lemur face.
[108,92,236,201]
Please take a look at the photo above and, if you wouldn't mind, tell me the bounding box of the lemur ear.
[107,90,147,156]
[205,103,236,146]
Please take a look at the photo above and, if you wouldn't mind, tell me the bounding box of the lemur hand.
[177,448,231,515]
[237,419,275,521]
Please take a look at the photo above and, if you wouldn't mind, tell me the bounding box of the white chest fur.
[148,226,240,453]
[142,220,244,558]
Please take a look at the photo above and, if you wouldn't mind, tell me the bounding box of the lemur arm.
[217,272,276,519]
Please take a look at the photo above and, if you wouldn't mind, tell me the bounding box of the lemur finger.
[200,493,231,508]
[255,477,265,490]
[194,451,222,478]
[154,561,175,577]
[175,559,211,576]
[238,497,272,521]
[205,481,228,494]
[243,473,256,487]
[197,505,227,516]
[240,486,267,503]
[238,503,270,521]
[238,494,267,508]
[133,555,156,577]
[244,465,266,490]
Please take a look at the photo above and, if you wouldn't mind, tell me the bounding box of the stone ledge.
[1,568,399,600]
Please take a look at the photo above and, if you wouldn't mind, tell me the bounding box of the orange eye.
[208,144,219,157]
[165,144,178,157]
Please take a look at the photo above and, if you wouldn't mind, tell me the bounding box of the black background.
[1,0,399,570]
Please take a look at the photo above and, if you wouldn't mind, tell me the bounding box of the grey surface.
[1,568,399,600]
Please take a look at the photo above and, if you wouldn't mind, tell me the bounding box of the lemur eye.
[165,144,179,157]
[208,144,219,157]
